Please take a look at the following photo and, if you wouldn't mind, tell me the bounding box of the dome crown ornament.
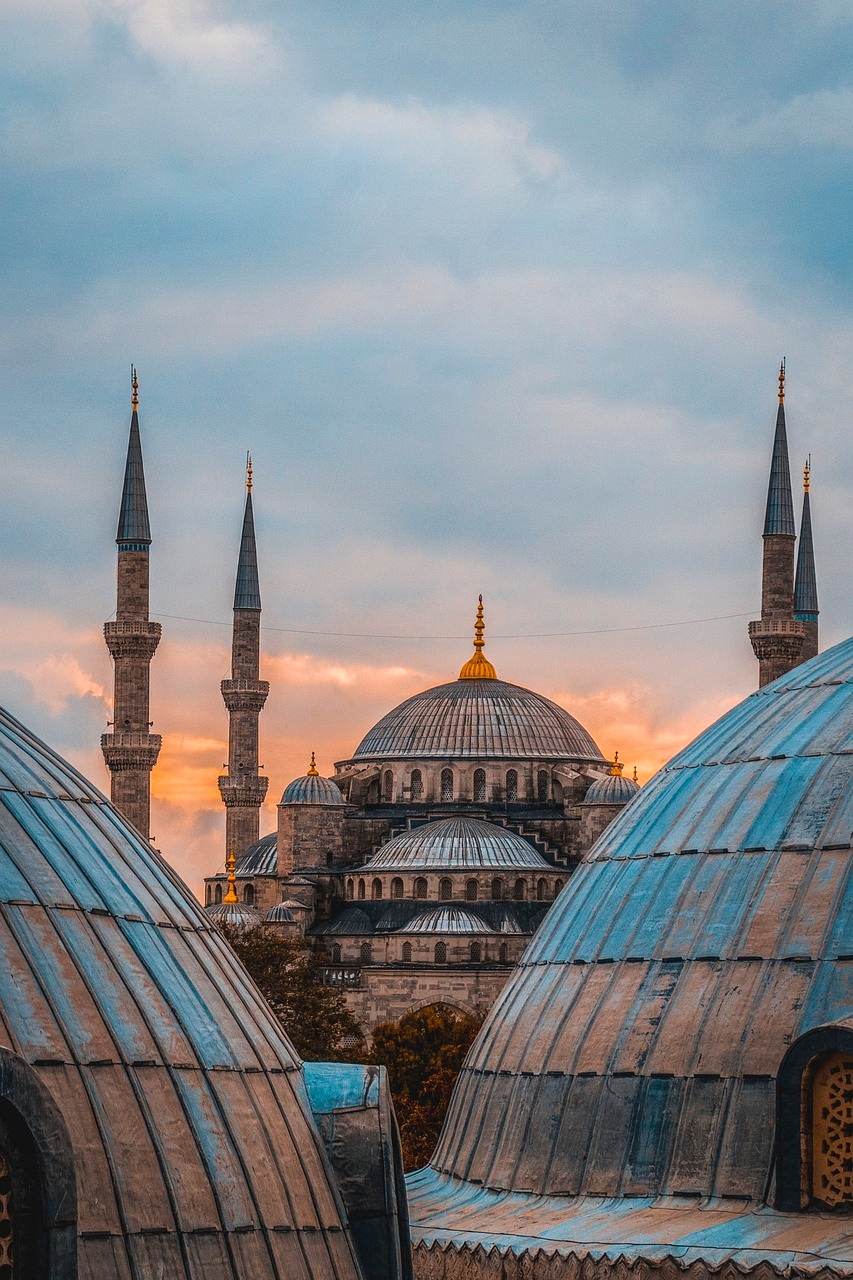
[223,850,239,904]
[609,752,623,777]
[307,751,319,776]
[459,595,497,680]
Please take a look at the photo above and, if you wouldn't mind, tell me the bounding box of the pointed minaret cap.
[609,752,623,777]
[459,595,498,680]
[223,851,239,904]
[116,365,152,545]
[764,359,796,537]
[233,454,261,611]
[795,457,819,618]
[307,751,319,776]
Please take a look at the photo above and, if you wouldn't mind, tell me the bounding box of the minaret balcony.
[748,617,805,663]
[101,731,162,771]
[220,678,270,713]
[104,620,162,662]
[218,775,270,807]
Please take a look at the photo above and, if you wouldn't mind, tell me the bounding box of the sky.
[2,0,853,896]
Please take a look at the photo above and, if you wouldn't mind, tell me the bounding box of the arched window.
[214,883,223,904]
[410,769,423,800]
[473,768,486,802]
[499,942,508,963]
[346,878,354,900]
[491,876,503,901]
[402,941,412,963]
[778,1029,853,1210]
[360,942,372,964]
[441,768,453,801]
[537,768,550,802]
[554,879,562,898]
[513,878,526,902]
[371,877,383,900]
[470,941,481,963]
[434,941,447,964]
[391,877,404,899]
[439,877,453,901]
[537,877,547,901]
[357,878,366,900]
[506,768,518,802]
[414,877,428,900]
[466,878,478,901]
[243,883,255,905]
[331,943,341,963]
[383,769,393,802]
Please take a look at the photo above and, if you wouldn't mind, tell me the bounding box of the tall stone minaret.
[794,459,819,662]
[101,369,162,838]
[218,458,269,857]
[748,361,805,687]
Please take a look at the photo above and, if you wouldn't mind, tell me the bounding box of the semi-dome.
[364,816,550,871]
[0,704,367,1277]
[281,753,344,805]
[398,907,495,934]
[582,756,639,805]
[236,830,277,874]
[409,637,853,1273]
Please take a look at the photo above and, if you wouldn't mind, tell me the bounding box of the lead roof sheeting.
[364,815,551,871]
[236,833,278,875]
[398,907,496,935]
[350,678,605,761]
[116,411,152,545]
[763,401,796,537]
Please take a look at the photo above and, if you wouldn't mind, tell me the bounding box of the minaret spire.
[748,361,805,687]
[101,369,162,838]
[218,460,269,859]
[794,458,819,662]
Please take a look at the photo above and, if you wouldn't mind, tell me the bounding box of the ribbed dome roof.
[365,816,550,871]
[0,704,362,1277]
[411,638,853,1261]
[582,770,639,805]
[206,898,262,931]
[351,678,604,761]
[281,764,344,805]
[236,831,277,874]
[264,902,296,923]
[398,907,495,934]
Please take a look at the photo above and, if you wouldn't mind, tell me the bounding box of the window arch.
[499,942,508,963]
[383,769,394,802]
[537,768,550,802]
[391,877,404,899]
[506,768,518,802]
[414,877,428,900]
[402,941,412,963]
[434,941,447,964]
[470,941,481,963]
[473,768,486,802]
[410,769,423,800]
[331,943,341,963]
[439,877,453,902]
[513,878,526,902]
[243,883,255,906]
[371,877,383,900]
[778,1026,853,1210]
[537,877,547,901]
[360,942,372,964]
[357,878,366,900]
[346,877,354,900]
[553,879,562,898]
[466,878,478,902]
[441,768,453,801]
[491,876,503,901]
[214,882,223,904]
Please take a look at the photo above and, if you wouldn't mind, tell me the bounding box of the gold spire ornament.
[307,751,319,776]
[778,358,786,404]
[459,595,497,680]
[131,365,139,411]
[633,765,639,784]
[223,851,239,904]
[804,457,810,493]
[246,452,253,493]
[609,752,623,777]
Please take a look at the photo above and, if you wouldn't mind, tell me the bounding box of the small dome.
[324,907,373,935]
[236,831,277,874]
[206,899,262,932]
[399,907,495,935]
[264,902,296,923]
[364,816,550,871]
[281,755,344,805]
[582,765,640,806]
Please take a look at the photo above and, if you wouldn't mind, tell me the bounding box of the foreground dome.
[364,816,550,870]
[409,637,853,1275]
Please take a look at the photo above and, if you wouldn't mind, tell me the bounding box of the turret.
[217,457,269,858]
[101,368,162,839]
[748,361,805,687]
[794,459,819,662]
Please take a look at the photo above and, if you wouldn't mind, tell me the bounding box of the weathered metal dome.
[263,902,296,923]
[364,816,550,871]
[236,831,278,874]
[398,907,496,935]
[582,770,639,805]
[409,638,853,1275]
[0,703,368,1277]
[281,758,344,806]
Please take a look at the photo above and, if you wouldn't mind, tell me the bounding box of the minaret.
[748,361,805,687]
[794,459,819,662]
[217,457,269,857]
[101,369,162,838]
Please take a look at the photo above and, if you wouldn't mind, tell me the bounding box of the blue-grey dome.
[409,638,853,1272]
[206,898,262,931]
[582,770,639,805]
[264,902,296,923]
[281,772,344,805]
[398,907,495,935]
[236,830,277,874]
[365,816,550,871]
[324,907,373,935]
[350,678,604,762]
[0,703,363,1277]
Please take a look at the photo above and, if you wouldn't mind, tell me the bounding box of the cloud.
[709,87,853,152]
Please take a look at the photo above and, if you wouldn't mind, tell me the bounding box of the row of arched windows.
[331,940,511,965]
[345,875,561,901]
[374,767,551,803]
[208,882,255,906]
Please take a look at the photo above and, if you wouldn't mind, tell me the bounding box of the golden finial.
[633,765,639,783]
[459,594,497,680]
[778,358,785,405]
[223,850,239,904]
[131,365,139,411]
[307,751,319,776]
[804,456,810,493]
[246,451,253,493]
[609,752,623,777]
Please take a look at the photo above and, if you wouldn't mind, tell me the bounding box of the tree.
[218,925,364,1061]
[367,1005,483,1170]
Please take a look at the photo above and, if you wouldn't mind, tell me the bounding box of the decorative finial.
[459,595,497,680]
[609,752,623,777]
[633,765,639,783]
[778,358,786,405]
[307,751,319,776]
[474,594,485,652]
[223,850,239,904]
[246,451,253,493]
[804,455,810,493]
[131,365,139,411]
